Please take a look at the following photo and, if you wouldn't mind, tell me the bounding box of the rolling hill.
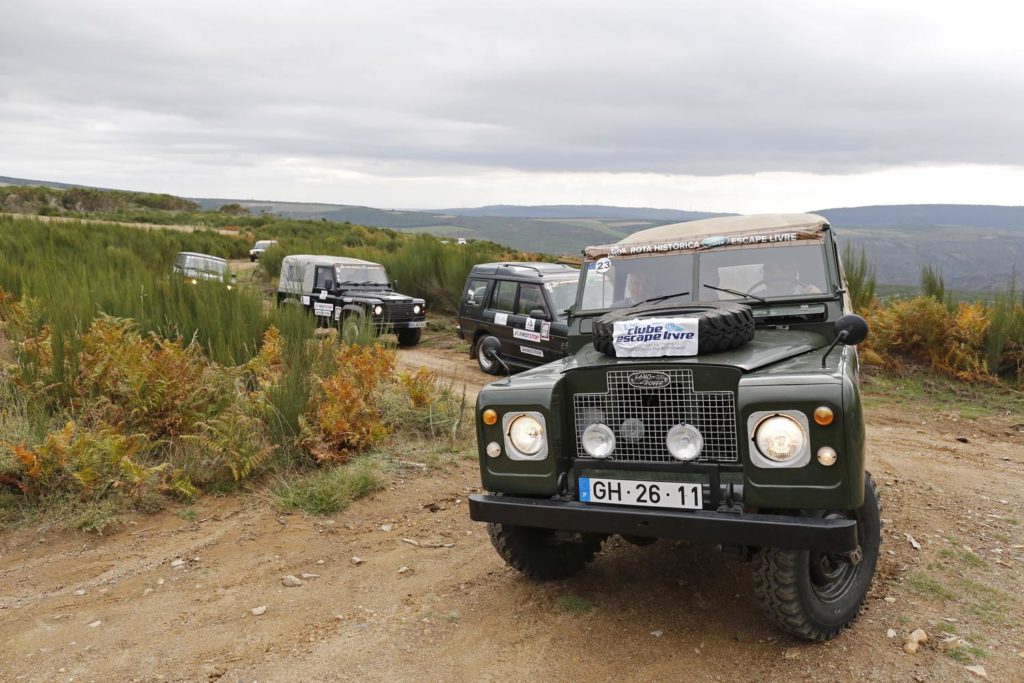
[2,175,1021,291]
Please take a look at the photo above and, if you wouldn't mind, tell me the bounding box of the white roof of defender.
[282,254,382,267]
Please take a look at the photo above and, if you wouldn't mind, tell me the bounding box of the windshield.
[544,280,578,317]
[577,244,829,312]
[336,265,389,285]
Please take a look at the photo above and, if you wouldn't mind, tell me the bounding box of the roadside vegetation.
[842,245,1024,383]
[0,209,480,531]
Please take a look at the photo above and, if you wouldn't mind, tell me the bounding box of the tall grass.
[0,216,262,366]
[841,243,876,313]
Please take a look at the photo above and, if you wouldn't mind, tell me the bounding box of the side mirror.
[821,314,869,367]
[529,308,551,321]
[391,279,399,289]
[834,314,869,346]
[325,280,334,290]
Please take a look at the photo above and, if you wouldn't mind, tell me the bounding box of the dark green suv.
[468,214,879,641]
[457,262,579,374]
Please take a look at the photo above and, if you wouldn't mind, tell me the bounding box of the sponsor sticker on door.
[525,317,536,331]
[513,328,542,342]
[540,321,551,341]
[520,346,544,358]
[313,302,334,317]
[494,312,508,326]
[612,317,699,357]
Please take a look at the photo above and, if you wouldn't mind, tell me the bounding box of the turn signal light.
[482,409,498,426]
[813,406,834,426]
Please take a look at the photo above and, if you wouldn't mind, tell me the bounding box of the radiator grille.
[385,302,416,322]
[573,369,738,463]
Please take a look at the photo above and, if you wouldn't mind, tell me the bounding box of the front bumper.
[468,493,858,552]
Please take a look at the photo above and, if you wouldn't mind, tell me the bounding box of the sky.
[2,0,1023,212]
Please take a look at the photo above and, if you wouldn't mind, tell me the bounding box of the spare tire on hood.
[592,301,755,357]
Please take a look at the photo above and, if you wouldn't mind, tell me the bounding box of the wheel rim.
[478,343,493,369]
[808,510,862,603]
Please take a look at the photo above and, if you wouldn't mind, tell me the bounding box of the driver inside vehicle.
[753,259,823,296]
[614,270,656,307]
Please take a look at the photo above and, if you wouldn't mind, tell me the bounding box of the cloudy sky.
[2,0,1023,212]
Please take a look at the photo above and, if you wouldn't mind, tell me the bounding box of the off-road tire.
[397,328,422,347]
[592,301,754,357]
[752,473,881,641]
[476,334,502,375]
[487,522,604,580]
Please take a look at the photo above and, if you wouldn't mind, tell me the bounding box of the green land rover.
[468,213,879,641]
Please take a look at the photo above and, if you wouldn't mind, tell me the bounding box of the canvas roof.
[282,254,381,267]
[584,213,829,258]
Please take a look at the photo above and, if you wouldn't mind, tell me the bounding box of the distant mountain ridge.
[2,174,1022,290]
[434,204,729,221]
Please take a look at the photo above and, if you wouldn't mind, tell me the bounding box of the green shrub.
[270,458,383,515]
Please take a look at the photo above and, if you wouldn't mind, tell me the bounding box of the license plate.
[408,320,427,328]
[579,477,702,510]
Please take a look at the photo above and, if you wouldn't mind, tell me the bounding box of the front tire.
[487,522,604,580]
[752,473,881,641]
[397,328,422,347]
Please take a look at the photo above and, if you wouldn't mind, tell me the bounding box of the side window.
[517,284,546,315]
[491,280,517,312]
[314,266,334,290]
[288,263,304,288]
[465,278,490,307]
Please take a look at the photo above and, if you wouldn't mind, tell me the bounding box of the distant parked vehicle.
[457,262,579,374]
[249,239,278,261]
[277,254,427,346]
[457,238,468,245]
[173,252,233,285]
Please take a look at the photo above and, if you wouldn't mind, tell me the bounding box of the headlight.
[507,414,545,456]
[581,423,615,458]
[666,424,703,461]
[413,304,422,315]
[373,305,384,316]
[754,415,807,462]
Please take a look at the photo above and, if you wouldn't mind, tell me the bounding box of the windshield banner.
[612,317,699,357]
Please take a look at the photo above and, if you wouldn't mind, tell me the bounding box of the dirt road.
[2,350,1023,682]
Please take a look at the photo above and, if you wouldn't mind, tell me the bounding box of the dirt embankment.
[1,347,1023,682]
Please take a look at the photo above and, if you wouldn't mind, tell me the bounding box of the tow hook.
[843,545,863,565]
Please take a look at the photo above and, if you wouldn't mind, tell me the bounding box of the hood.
[565,328,829,374]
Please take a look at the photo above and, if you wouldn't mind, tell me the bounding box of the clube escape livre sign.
[612,317,699,357]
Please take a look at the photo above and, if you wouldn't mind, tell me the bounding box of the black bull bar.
[468,494,858,552]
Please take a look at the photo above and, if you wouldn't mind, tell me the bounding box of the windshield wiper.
[703,283,767,304]
[360,280,386,286]
[630,290,690,307]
